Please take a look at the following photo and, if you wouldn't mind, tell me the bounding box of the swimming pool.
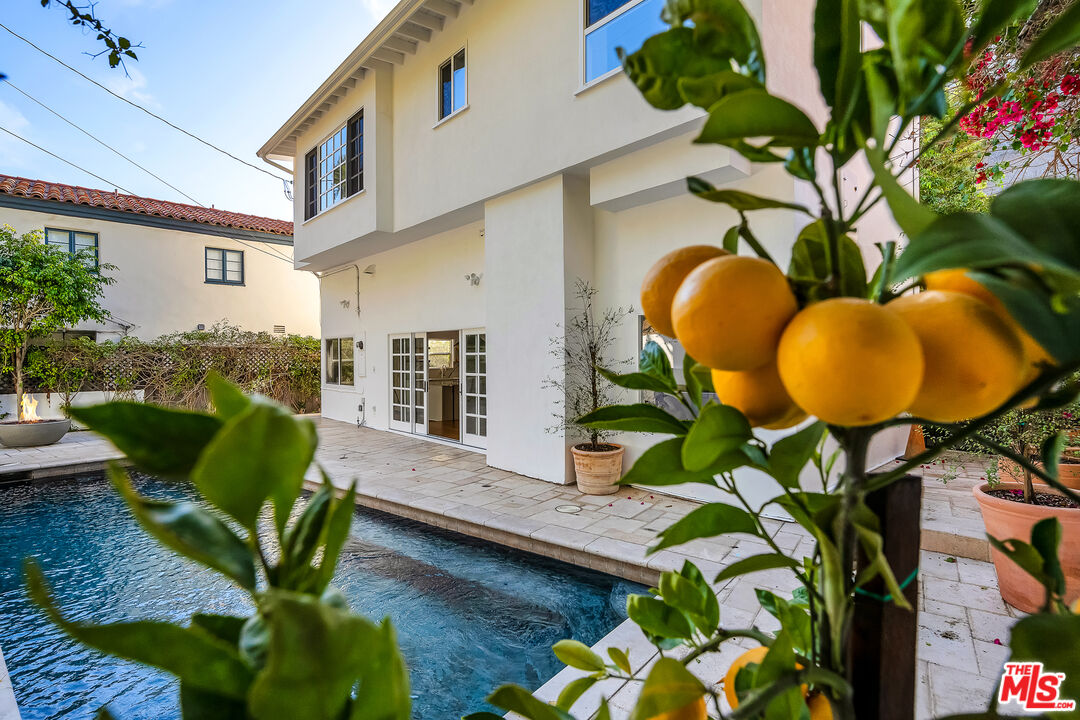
[0,473,642,719]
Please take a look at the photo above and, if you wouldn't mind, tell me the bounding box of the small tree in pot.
[0,225,112,439]
[546,280,634,495]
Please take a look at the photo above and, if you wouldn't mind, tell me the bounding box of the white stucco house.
[258,0,908,503]
[0,174,319,340]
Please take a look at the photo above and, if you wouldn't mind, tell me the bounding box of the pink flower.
[1061,75,1080,96]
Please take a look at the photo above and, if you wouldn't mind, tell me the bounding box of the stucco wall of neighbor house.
[318,221,485,431]
[0,208,320,340]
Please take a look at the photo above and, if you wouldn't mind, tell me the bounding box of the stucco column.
[484,174,594,483]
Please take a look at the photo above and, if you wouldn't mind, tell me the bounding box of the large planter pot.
[571,443,625,495]
[0,418,71,447]
[972,483,1080,613]
[996,455,1080,491]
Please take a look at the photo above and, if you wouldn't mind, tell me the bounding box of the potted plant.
[546,280,633,495]
[0,225,113,446]
[972,401,1080,612]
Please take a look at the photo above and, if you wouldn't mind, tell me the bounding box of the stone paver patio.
[0,419,1016,718]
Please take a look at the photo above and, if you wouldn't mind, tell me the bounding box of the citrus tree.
[0,225,113,417]
[464,0,1080,718]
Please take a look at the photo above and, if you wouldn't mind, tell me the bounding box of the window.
[428,339,454,369]
[438,49,467,120]
[205,247,244,285]
[584,0,666,83]
[305,110,364,220]
[44,228,98,269]
[325,337,354,385]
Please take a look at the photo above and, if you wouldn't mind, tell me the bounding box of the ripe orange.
[925,269,1054,383]
[889,290,1025,422]
[649,696,707,720]
[808,693,834,720]
[777,298,924,426]
[641,245,729,337]
[711,361,805,428]
[723,646,769,709]
[763,404,810,431]
[672,256,798,371]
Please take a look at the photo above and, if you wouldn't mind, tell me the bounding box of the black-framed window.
[438,49,467,120]
[205,247,244,285]
[325,337,354,385]
[305,110,363,220]
[44,228,98,269]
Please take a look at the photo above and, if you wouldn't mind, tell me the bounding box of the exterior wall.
[319,221,485,429]
[0,207,319,340]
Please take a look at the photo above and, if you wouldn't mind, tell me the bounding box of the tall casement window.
[325,337,354,385]
[305,110,364,220]
[584,0,665,83]
[44,228,98,269]
[438,49,467,120]
[205,247,244,285]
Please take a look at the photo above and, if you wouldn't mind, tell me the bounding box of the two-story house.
[259,0,908,502]
[0,174,319,340]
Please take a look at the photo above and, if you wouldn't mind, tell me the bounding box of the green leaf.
[663,0,766,80]
[620,438,722,488]
[1030,517,1066,598]
[109,465,256,591]
[684,353,704,410]
[485,685,576,720]
[640,341,677,386]
[852,509,912,611]
[24,559,253,699]
[68,402,221,478]
[789,222,867,301]
[676,71,764,110]
[990,179,1080,274]
[969,0,1038,53]
[714,553,800,584]
[651,502,758,553]
[190,614,246,646]
[577,404,688,435]
[987,534,1050,590]
[180,685,246,720]
[246,590,409,720]
[697,90,819,149]
[627,595,695,641]
[688,177,811,214]
[207,373,251,420]
[659,567,718,636]
[552,639,606,672]
[1008,614,1080,710]
[864,142,936,239]
[607,647,632,675]
[627,658,705,720]
[765,421,826,489]
[722,225,740,254]
[556,676,597,711]
[191,401,317,532]
[970,272,1080,365]
[621,28,740,110]
[678,561,720,635]
[462,714,505,720]
[1042,432,1068,482]
[814,0,860,112]
[281,483,333,588]
[1021,0,1080,69]
[681,403,752,471]
[312,481,357,594]
[756,591,812,656]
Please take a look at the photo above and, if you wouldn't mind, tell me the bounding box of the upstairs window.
[305,110,363,220]
[438,49,467,120]
[584,0,666,83]
[205,247,244,285]
[325,337,354,385]
[44,228,98,269]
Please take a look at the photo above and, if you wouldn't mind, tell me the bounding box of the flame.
[20,395,41,423]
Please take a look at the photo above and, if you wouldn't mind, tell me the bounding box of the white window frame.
[325,336,355,386]
[436,46,468,124]
[579,0,653,89]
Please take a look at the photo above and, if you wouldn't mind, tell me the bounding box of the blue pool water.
[0,474,642,719]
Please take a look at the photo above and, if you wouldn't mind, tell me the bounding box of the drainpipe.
[313,264,361,317]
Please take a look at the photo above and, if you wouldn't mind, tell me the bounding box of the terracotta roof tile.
[0,174,293,237]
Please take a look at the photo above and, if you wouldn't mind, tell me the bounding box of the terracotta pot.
[972,483,1080,613]
[571,444,624,495]
[996,456,1080,491]
[903,424,926,459]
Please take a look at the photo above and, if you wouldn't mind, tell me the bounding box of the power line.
[0,20,291,186]
[3,80,205,206]
[0,124,133,193]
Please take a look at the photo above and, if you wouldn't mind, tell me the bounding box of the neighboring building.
[0,175,319,340]
[258,0,907,502]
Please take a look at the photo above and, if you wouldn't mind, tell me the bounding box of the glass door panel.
[413,332,428,436]
[389,334,412,432]
[462,329,487,449]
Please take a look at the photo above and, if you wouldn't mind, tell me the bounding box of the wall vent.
[273,325,286,334]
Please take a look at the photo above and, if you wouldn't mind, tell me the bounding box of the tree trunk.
[13,339,28,421]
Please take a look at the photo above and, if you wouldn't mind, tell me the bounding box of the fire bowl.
[0,418,72,447]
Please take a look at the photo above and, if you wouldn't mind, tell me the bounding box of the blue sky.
[0,0,398,220]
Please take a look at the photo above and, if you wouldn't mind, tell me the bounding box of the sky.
[0,0,399,221]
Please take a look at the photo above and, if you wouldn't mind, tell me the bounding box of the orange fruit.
[808,693,834,720]
[777,298,924,426]
[925,269,1054,383]
[762,404,810,431]
[723,646,769,709]
[889,290,1025,422]
[649,696,707,720]
[641,245,729,337]
[672,256,798,371]
[711,361,805,428]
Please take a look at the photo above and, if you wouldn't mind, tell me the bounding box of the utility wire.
[0,20,291,186]
[3,80,205,206]
[0,124,133,193]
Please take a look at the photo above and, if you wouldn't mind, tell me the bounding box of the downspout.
[313,264,361,317]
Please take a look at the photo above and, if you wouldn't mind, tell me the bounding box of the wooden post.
[848,474,922,720]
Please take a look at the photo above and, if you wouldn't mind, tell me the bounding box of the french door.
[390,334,421,433]
[462,329,487,449]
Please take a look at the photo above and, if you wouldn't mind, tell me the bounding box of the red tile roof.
[0,174,293,237]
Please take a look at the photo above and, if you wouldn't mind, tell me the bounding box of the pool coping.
[0,645,21,720]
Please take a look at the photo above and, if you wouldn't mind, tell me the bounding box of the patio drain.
[555,504,582,514]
